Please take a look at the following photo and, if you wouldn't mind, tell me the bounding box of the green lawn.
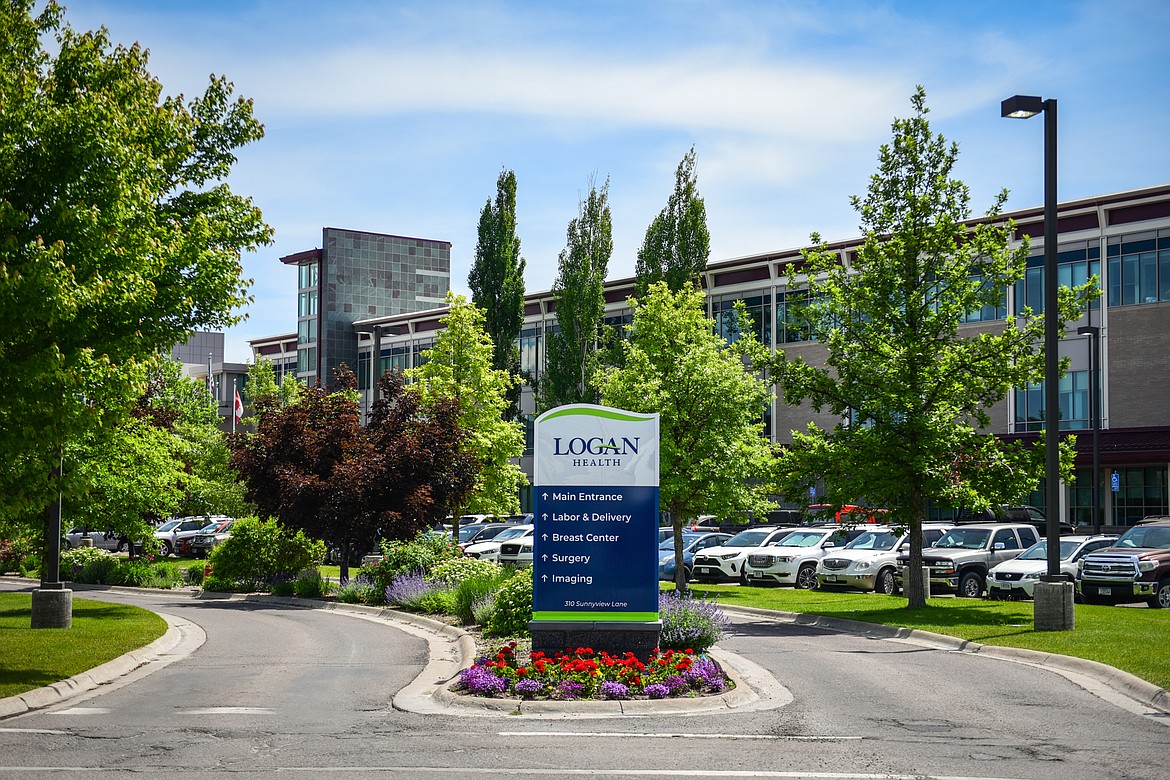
[0,594,167,698]
[678,583,1170,690]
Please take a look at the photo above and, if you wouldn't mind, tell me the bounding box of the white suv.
[497,534,534,567]
[744,526,870,588]
[465,524,532,563]
[817,524,953,594]
[691,527,797,584]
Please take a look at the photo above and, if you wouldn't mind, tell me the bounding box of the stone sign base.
[1034,580,1075,631]
[31,588,73,629]
[530,620,661,658]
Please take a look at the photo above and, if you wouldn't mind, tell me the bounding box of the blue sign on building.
[531,405,660,624]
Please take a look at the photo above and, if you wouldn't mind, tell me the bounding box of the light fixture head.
[1077,325,1099,337]
[1001,95,1045,119]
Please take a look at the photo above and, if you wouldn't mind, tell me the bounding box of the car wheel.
[683,566,693,583]
[1146,579,1170,609]
[795,564,818,590]
[739,569,750,586]
[958,571,984,598]
[116,540,127,553]
[160,540,173,557]
[877,568,898,596]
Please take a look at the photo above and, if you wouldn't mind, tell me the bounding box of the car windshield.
[493,526,529,542]
[1115,526,1170,550]
[660,534,705,551]
[156,520,180,532]
[1017,540,1082,561]
[777,531,827,548]
[458,525,485,542]
[936,528,991,549]
[845,531,899,551]
[723,530,773,547]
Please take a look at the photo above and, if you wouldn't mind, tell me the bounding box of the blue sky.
[62,0,1170,361]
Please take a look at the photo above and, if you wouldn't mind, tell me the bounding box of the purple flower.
[457,666,506,696]
[553,681,585,700]
[663,675,689,694]
[658,590,729,651]
[599,681,628,699]
[514,679,544,698]
[384,569,439,607]
[644,684,670,699]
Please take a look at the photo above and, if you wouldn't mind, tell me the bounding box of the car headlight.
[716,552,740,560]
[775,555,795,563]
[1023,572,1041,580]
[854,561,872,571]
[1138,560,1157,572]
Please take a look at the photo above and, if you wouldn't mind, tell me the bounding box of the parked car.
[744,526,872,588]
[817,523,954,594]
[189,520,237,558]
[458,523,511,550]
[174,519,233,557]
[63,526,131,553]
[658,532,733,582]
[1077,518,1170,608]
[465,524,533,563]
[497,535,534,567]
[691,526,798,584]
[986,534,1118,599]
[897,523,1039,598]
[154,517,225,557]
[953,505,1074,537]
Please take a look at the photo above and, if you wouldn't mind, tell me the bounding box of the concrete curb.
[722,604,1170,715]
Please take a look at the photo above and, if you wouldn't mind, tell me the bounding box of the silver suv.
[743,526,871,588]
[818,523,953,594]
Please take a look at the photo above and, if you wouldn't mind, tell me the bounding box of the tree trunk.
[905,489,928,609]
[339,541,350,584]
[672,508,686,593]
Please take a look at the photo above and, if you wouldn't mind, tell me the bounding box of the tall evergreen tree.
[768,88,1096,608]
[540,176,613,411]
[635,146,710,299]
[468,169,526,419]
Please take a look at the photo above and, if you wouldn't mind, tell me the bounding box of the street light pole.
[1078,325,1101,534]
[1003,94,1074,630]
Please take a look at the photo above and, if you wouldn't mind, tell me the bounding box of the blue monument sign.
[530,404,660,654]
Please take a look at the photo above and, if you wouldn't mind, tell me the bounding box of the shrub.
[429,556,502,587]
[292,568,326,598]
[452,571,509,626]
[486,567,532,637]
[0,534,37,574]
[207,516,325,591]
[203,574,235,592]
[361,532,462,598]
[336,575,381,605]
[185,565,205,587]
[658,590,729,652]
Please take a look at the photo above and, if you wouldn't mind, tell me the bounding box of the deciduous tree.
[597,282,779,592]
[407,293,526,537]
[541,176,613,411]
[0,1,271,520]
[768,88,1096,608]
[469,169,526,419]
[635,147,710,298]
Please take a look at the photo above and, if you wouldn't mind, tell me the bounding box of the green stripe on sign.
[539,407,655,423]
[531,611,659,622]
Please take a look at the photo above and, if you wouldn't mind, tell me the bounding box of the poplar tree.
[635,146,710,298]
[540,177,613,411]
[469,169,526,419]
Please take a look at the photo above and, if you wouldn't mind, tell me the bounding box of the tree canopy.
[767,87,1096,607]
[0,1,272,516]
[541,176,613,411]
[407,292,527,527]
[635,146,710,298]
[230,367,476,580]
[597,281,779,591]
[469,168,526,420]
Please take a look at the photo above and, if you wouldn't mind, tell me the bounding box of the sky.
[60,0,1170,362]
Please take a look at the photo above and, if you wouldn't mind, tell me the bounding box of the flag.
[233,386,244,419]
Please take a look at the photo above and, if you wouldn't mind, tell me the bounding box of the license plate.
[1097,587,1112,596]
[696,567,710,575]
[824,575,838,582]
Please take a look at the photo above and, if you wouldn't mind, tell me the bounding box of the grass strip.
[676,583,1170,691]
[0,594,167,699]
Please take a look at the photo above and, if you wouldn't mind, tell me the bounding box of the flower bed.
[452,642,731,701]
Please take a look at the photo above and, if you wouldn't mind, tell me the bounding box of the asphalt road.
[1,582,1168,779]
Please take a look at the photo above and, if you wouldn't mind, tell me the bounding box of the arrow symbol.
[541,575,548,582]
[541,533,548,541]
[542,513,548,521]
[542,554,548,561]
[542,492,548,500]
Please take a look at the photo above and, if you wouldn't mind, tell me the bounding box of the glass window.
[1107,235,1170,308]
[518,328,541,377]
[776,290,817,344]
[1111,467,1169,527]
[993,529,1019,550]
[298,291,318,318]
[297,318,316,345]
[1014,370,1089,432]
[298,262,318,290]
[1014,246,1099,316]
